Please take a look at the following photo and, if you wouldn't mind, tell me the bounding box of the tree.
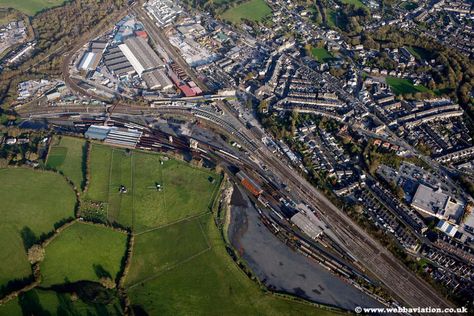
[27,245,45,264]
[99,277,115,289]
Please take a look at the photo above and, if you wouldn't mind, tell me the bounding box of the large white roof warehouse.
[118,36,164,76]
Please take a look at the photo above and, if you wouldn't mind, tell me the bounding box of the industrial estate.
[0,0,473,314]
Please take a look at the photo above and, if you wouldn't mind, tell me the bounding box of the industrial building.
[119,36,164,76]
[84,125,142,148]
[85,125,114,140]
[291,210,323,240]
[77,40,107,71]
[104,128,143,148]
[103,46,135,76]
[169,34,217,67]
[142,68,174,90]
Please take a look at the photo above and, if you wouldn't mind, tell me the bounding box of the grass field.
[0,288,122,315]
[85,144,113,202]
[85,145,220,232]
[127,214,340,315]
[40,222,127,287]
[311,47,334,63]
[0,168,76,287]
[0,0,65,16]
[133,154,220,232]
[222,0,272,24]
[107,148,134,227]
[125,217,210,287]
[46,136,86,190]
[386,77,431,95]
[0,140,344,314]
[341,0,366,9]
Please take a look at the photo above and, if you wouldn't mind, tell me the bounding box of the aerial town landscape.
[0,0,472,314]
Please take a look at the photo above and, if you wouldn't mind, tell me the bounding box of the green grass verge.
[0,288,122,316]
[0,168,76,287]
[40,222,127,286]
[46,136,86,190]
[222,0,272,24]
[0,0,66,16]
[386,77,431,95]
[127,214,341,315]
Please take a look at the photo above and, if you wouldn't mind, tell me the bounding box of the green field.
[85,145,220,232]
[107,149,134,227]
[222,0,272,24]
[86,144,113,202]
[0,288,122,316]
[0,0,66,16]
[341,0,366,9]
[386,77,431,95]
[0,168,76,287]
[311,47,334,63]
[40,222,127,287]
[127,214,338,315]
[133,154,219,232]
[125,217,210,287]
[46,136,86,190]
[0,140,343,314]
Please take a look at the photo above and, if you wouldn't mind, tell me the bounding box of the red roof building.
[135,31,148,40]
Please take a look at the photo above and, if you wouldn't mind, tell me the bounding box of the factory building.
[104,128,143,148]
[78,52,100,71]
[118,37,164,76]
[77,40,107,71]
[84,125,142,148]
[142,69,174,90]
[103,46,135,76]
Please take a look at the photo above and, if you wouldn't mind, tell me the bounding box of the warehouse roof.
[142,69,174,90]
[119,36,164,76]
